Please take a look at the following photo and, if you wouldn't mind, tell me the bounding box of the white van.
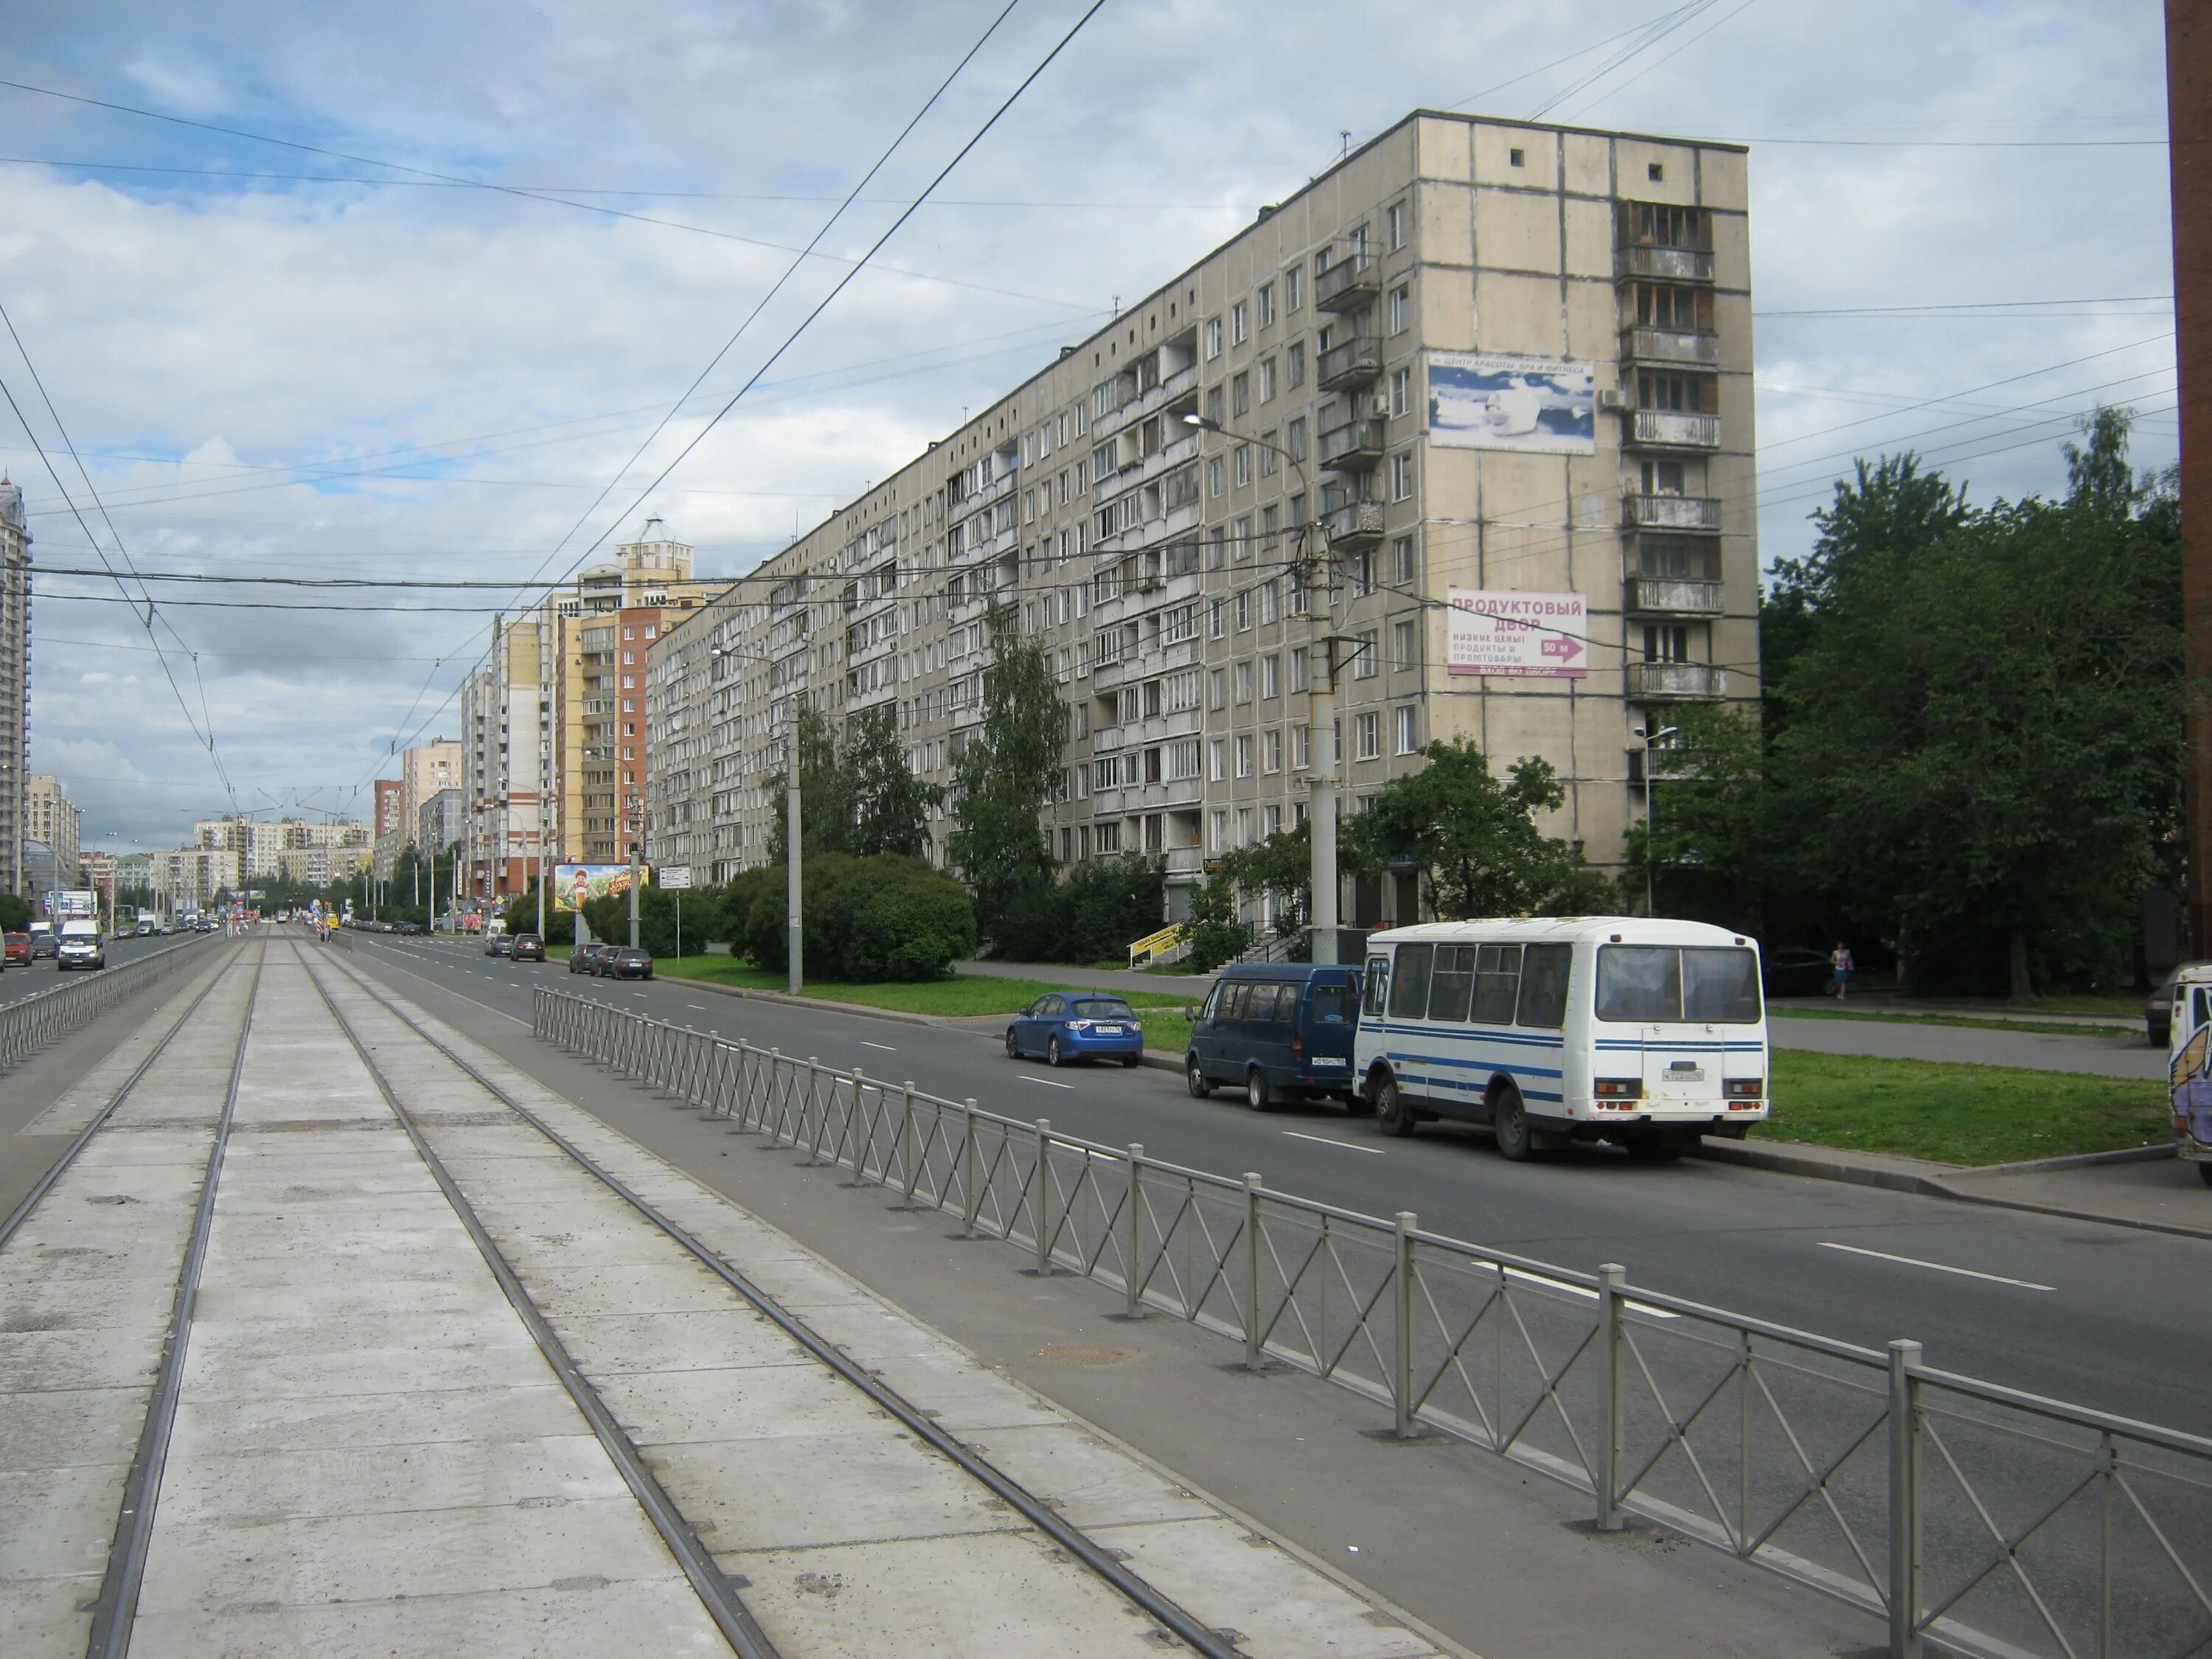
[1354,917,1770,1161]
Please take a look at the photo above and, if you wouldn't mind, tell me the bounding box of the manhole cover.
[1030,1344,1136,1367]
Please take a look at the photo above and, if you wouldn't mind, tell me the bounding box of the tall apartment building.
[22,774,80,888]
[647,112,1756,924]
[460,519,722,902]
[190,815,369,883]
[150,845,243,914]
[0,478,29,897]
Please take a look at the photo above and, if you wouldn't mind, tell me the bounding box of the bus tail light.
[1594,1079,1642,1101]
[1725,1078,1764,1108]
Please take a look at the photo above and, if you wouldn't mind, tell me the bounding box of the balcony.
[1621,327,1719,369]
[1318,417,1386,472]
[1630,409,1722,451]
[1315,249,1380,311]
[1624,578,1725,617]
[1325,499,1385,549]
[1624,493,1723,532]
[1318,333,1382,390]
[1626,661,1727,701]
[1617,244,1714,284]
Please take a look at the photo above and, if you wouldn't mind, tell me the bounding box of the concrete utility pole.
[628,842,641,949]
[786,728,803,994]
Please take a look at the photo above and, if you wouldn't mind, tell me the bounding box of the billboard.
[554,863,644,914]
[1427,353,1596,454]
[1447,590,1588,678]
[49,889,97,919]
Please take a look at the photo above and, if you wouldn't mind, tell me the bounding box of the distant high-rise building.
[0,477,29,897]
[22,774,80,888]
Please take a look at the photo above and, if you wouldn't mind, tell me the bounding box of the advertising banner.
[554,863,644,914]
[1447,590,1589,678]
[1427,353,1597,454]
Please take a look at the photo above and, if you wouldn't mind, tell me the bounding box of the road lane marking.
[1281,1130,1385,1156]
[1020,1074,1076,1089]
[860,1040,898,1052]
[1818,1242,2053,1291]
[1472,1263,1680,1320]
[686,1004,709,1011]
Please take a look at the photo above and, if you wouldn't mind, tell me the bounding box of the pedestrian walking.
[1830,942,1854,1000]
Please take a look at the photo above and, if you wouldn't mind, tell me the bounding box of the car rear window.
[1071,999,1133,1019]
[1596,946,1761,1023]
[1311,982,1356,1024]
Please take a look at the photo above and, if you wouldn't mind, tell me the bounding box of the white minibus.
[1354,917,1770,1161]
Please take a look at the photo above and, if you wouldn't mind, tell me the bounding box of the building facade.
[647,111,1757,924]
[22,774,80,888]
[0,478,29,898]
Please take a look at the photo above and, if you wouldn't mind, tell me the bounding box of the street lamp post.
[1642,723,1678,918]
[713,642,801,993]
[1183,412,1340,964]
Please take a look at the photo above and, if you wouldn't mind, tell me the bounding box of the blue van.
[1184,963,1366,1112]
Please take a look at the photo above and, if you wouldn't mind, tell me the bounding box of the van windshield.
[1596,945,1761,1023]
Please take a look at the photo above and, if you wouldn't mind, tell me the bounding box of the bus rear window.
[1597,945,1761,1023]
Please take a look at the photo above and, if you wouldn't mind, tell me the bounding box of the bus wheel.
[2199,1163,2212,1188]
[1375,1074,1416,1138]
[1492,1085,1534,1162]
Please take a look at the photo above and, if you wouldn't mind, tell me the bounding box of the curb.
[658,977,942,1030]
[1688,1139,1952,1198]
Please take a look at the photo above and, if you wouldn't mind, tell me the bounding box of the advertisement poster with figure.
[1447,590,1589,678]
[554,863,644,913]
[1427,353,1597,453]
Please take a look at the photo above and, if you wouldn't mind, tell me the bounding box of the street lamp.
[1182,411,1343,965]
[1641,723,1678,918]
[713,642,802,993]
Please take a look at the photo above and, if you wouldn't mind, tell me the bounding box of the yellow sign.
[1127,922,1189,969]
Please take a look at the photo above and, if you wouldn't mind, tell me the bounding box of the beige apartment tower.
[647,111,1756,927]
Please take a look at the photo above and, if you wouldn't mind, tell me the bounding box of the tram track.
[307,942,1247,1659]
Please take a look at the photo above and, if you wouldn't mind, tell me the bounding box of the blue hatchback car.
[1004,992,1146,1068]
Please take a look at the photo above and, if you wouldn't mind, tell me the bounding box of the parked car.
[485,933,514,957]
[1004,992,1145,1067]
[1185,963,1364,1110]
[509,933,546,961]
[568,942,609,975]
[602,946,655,980]
[1761,947,1834,1000]
[2149,961,2212,1047]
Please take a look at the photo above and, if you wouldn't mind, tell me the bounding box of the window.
[1386,942,1433,1019]
[1234,445,1253,487]
[1265,728,1283,773]
[1356,710,1380,759]
[1262,653,1280,698]
[1204,385,1224,425]
[1647,161,1665,182]
[1231,372,1250,417]
[1596,945,1761,1023]
[1286,265,1304,311]
[1209,603,1225,641]
[1354,629,1380,678]
[1293,723,1310,769]
[1509,146,1526,167]
[1235,591,1252,633]
[1209,739,1225,780]
[1168,739,1200,780]
[1389,366,1411,417]
[1388,285,1411,334]
[1391,535,1415,585]
[1392,619,1417,669]
[1290,644,1307,687]
[1205,317,1223,359]
[1233,515,1253,560]
[1209,526,1228,568]
[1231,300,1248,344]
[1641,459,1688,495]
[1394,704,1417,754]
[1208,667,1225,708]
[1287,341,1306,389]
[1391,452,1415,501]
[1206,454,1225,498]
[1287,417,1307,462]
[1352,550,1375,597]
[1644,624,1691,663]
[1517,943,1571,1027]
[1427,945,1475,1022]
[1387,200,1407,250]
[1235,734,1253,777]
[1237,807,1254,846]
[1209,809,1227,850]
[1096,821,1122,854]
[1234,660,1253,700]
[1259,357,1277,403]
[1638,371,1714,413]
[1258,281,1276,327]
[1633,283,1714,331]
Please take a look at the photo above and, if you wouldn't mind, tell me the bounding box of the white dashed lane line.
[1818,1242,2054,1291]
[1020,1074,1076,1090]
[1281,1130,1385,1155]
[860,1040,898,1052]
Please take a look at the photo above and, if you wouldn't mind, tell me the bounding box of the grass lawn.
[1759,1050,2170,1166]
[652,956,1198,1018]
[1768,1006,2137,1038]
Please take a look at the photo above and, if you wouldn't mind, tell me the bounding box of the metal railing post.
[1243,1172,1265,1371]
[1394,1212,1418,1439]
[900,1083,920,1208]
[807,1059,827,1164]
[1125,1145,1145,1320]
[961,1099,980,1237]
[1034,1120,1054,1275]
[849,1066,866,1174]
[1596,1263,1627,1530]
[1888,1339,1924,1659]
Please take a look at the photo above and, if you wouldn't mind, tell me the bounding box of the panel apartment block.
[647,111,1757,925]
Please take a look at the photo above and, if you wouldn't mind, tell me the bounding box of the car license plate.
[1093,1024,1124,1035]
[1312,1057,1349,1067]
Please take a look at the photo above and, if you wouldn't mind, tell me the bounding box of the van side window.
[1472,944,1522,1023]
[1274,984,1300,1023]
[1199,983,1223,1020]
[2197,987,2210,1031]
[1387,944,1433,1018]
[1222,982,1249,1020]
[1517,943,1572,1027]
[1363,957,1389,1016]
[1427,945,1475,1022]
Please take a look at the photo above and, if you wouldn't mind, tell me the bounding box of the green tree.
[1182,865,1252,972]
[846,703,944,858]
[1346,739,1608,919]
[946,605,1065,941]
[1621,703,1770,925]
[1220,822,1313,950]
[768,705,854,861]
[1774,409,2179,996]
[0,892,29,931]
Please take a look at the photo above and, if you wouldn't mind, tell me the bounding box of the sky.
[0,0,2177,851]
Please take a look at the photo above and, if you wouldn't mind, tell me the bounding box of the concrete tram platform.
[2,939,1455,1658]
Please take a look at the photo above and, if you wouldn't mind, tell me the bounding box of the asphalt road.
[334,929,2212,1435]
[0,928,206,1005]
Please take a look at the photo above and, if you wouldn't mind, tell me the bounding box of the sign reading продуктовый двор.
[1447,591,1589,678]
[1426,352,1597,454]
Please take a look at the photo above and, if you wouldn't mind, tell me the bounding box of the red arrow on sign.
[1540,636,1585,661]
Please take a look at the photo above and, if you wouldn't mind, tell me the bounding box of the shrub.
[728,855,974,981]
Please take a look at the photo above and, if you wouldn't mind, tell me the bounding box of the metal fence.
[534,987,2212,1659]
[0,936,218,1069]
